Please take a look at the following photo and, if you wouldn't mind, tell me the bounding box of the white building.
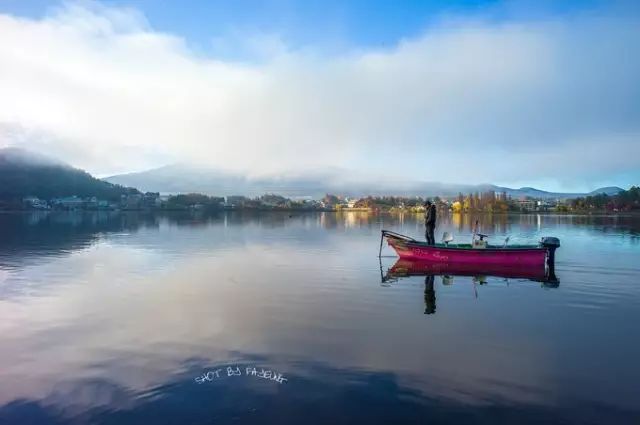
[51,196,83,209]
[23,197,49,209]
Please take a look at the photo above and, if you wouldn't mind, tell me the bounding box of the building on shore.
[516,198,559,212]
[225,195,247,209]
[23,196,50,210]
[51,196,84,210]
[121,193,143,210]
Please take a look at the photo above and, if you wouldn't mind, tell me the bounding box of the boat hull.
[386,236,548,267]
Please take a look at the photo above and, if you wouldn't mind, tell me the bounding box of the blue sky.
[0,0,638,191]
[0,0,613,58]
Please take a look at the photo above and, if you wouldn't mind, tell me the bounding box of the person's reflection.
[424,275,436,315]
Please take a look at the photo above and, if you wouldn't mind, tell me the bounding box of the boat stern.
[540,236,560,266]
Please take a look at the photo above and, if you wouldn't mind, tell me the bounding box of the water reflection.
[381,258,560,316]
[383,258,559,286]
[2,353,637,425]
[1,211,639,424]
[0,211,160,269]
[424,275,436,315]
[445,212,640,239]
[1,211,638,268]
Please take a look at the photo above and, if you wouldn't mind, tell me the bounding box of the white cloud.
[0,2,638,189]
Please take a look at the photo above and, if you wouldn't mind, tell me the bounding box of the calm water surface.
[0,212,639,424]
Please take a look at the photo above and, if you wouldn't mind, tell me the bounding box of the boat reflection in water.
[381,259,559,315]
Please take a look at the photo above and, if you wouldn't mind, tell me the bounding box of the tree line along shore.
[6,187,638,213]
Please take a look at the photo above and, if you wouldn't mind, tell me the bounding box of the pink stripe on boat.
[386,238,547,267]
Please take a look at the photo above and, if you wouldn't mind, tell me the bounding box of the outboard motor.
[540,236,561,272]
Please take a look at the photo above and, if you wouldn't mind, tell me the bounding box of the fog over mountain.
[105,164,623,199]
[0,147,623,200]
[1,2,639,191]
[0,148,136,201]
[0,147,68,168]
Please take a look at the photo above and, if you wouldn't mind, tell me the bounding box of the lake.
[0,211,638,425]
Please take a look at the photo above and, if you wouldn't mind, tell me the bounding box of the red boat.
[381,230,560,269]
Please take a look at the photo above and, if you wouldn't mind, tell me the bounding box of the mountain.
[0,147,138,201]
[1,148,621,201]
[106,164,490,198]
[105,164,624,200]
[493,186,622,199]
[587,186,625,196]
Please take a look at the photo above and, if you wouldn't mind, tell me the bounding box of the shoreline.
[1,209,639,216]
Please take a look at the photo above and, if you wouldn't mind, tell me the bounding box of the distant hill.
[495,185,623,200]
[0,147,138,201]
[587,186,625,196]
[1,148,622,201]
[105,164,624,200]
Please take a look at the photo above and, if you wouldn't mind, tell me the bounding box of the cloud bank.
[0,2,638,190]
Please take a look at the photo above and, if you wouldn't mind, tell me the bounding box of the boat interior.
[384,230,540,250]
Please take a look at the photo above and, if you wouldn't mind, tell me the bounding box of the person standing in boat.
[424,200,437,245]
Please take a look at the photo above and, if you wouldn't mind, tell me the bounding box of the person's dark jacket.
[425,204,437,226]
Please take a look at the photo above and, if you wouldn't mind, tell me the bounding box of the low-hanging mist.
[0,1,639,191]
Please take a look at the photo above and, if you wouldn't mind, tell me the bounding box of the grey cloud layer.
[0,2,638,186]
